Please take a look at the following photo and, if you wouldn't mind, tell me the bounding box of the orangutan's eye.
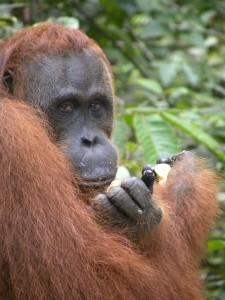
[58,101,74,112]
[90,101,101,112]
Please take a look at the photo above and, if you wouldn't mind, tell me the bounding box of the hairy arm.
[154,152,219,256]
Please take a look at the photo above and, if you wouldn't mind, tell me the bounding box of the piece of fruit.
[154,163,171,184]
[107,179,121,192]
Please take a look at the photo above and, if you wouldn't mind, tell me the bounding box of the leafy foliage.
[1,0,225,298]
[133,114,180,163]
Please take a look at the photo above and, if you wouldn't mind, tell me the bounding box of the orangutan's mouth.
[81,176,114,187]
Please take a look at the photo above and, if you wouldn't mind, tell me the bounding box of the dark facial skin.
[12,50,162,242]
[18,51,117,187]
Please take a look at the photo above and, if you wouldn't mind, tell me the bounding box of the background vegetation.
[0,0,225,298]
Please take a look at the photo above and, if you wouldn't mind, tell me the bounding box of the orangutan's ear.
[3,69,13,93]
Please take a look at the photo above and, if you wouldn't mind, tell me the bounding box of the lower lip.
[82,177,114,187]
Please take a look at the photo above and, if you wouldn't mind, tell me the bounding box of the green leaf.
[159,62,179,87]
[135,78,163,94]
[125,107,181,115]
[182,63,199,86]
[185,32,205,47]
[134,0,159,13]
[200,10,216,25]
[133,114,181,164]
[142,22,170,38]
[208,240,225,251]
[161,112,225,162]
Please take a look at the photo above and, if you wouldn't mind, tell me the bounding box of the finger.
[156,156,174,165]
[141,165,156,193]
[107,186,144,222]
[121,177,151,209]
[94,193,127,221]
[142,164,155,175]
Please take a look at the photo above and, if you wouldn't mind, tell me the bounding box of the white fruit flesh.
[154,163,171,183]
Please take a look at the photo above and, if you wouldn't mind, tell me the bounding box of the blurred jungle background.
[0,0,225,298]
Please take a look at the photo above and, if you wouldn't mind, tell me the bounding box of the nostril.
[81,138,92,147]
[81,137,98,147]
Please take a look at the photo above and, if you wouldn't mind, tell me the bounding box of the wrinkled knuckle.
[122,177,137,188]
[107,186,124,199]
[122,177,145,191]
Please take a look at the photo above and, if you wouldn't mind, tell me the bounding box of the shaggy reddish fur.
[0,24,219,300]
[0,98,158,300]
